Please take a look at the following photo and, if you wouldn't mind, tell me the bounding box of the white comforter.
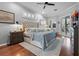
[24,31,55,49]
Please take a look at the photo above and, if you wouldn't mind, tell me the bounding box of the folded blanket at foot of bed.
[33,31,56,50]
[43,32,56,50]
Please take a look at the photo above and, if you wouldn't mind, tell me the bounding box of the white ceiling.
[17,2,77,17]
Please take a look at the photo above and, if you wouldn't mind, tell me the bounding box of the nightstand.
[9,31,24,45]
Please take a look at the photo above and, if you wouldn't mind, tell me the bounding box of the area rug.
[19,37,64,56]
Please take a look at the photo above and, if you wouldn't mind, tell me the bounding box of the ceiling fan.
[37,2,55,9]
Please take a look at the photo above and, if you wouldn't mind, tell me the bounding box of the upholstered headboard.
[22,20,39,28]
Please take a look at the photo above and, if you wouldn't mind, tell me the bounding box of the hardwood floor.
[59,37,73,56]
[0,37,73,56]
[0,44,35,56]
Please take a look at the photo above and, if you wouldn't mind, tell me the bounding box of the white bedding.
[24,31,55,49]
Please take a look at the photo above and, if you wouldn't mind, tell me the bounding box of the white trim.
[0,43,7,47]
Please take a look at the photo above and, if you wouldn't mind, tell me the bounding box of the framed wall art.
[0,10,15,24]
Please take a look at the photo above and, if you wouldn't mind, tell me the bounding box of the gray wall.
[0,2,31,44]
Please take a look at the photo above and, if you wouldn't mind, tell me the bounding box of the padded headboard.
[22,20,39,28]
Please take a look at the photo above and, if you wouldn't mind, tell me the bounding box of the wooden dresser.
[9,31,24,45]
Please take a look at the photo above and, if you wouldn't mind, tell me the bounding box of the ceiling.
[17,2,77,17]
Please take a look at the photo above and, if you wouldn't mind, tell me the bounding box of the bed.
[22,21,56,50]
[24,29,56,50]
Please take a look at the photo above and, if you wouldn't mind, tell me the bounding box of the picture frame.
[0,10,15,24]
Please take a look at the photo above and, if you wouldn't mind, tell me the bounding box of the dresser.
[9,31,24,45]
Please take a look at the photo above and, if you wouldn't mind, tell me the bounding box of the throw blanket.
[44,32,56,49]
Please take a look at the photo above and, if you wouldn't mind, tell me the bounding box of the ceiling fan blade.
[47,3,55,6]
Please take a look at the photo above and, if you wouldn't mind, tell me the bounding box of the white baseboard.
[0,43,7,47]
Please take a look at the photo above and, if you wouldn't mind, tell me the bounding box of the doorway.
[61,16,74,55]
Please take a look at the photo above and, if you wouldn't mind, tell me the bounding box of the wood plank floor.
[0,37,73,56]
[0,44,35,56]
[59,37,73,56]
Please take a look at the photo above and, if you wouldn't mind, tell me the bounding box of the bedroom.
[0,2,79,56]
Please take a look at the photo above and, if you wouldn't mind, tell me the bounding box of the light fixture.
[42,11,45,14]
[24,13,27,17]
